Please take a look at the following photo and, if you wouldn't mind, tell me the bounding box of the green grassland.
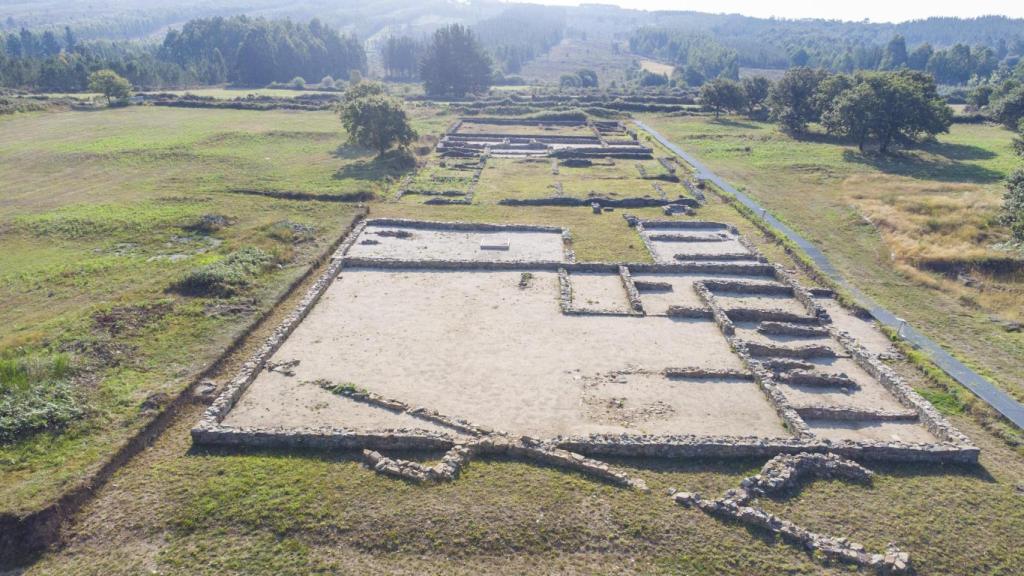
[4,103,1024,575]
[639,114,1024,404]
[0,103,445,513]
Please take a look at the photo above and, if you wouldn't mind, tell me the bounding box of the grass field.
[639,114,1024,405]
[3,103,1024,575]
[0,103,447,513]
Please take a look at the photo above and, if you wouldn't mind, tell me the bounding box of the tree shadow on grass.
[922,140,998,162]
[841,149,1005,184]
[709,117,764,130]
[332,148,417,181]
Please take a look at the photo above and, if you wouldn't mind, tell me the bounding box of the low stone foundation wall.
[361,218,565,234]
[634,280,673,292]
[701,279,794,296]
[664,305,714,319]
[498,196,699,209]
[777,370,858,389]
[795,405,919,422]
[742,341,838,359]
[757,321,829,338]
[673,253,763,262]
[673,452,910,574]
[724,308,819,324]
[663,367,753,380]
[619,266,645,314]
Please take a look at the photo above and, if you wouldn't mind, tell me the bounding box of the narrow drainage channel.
[634,119,1024,430]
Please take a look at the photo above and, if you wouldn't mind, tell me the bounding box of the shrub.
[290,77,307,89]
[170,247,276,297]
[0,351,82,443]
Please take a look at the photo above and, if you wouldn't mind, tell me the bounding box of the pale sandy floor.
[806,420,938,444]
[223,375,457,434]
[346,225,566,262]
[714,294,813,316]
[226,269,760,438]
[645,235,751,264]
[817,297,897,358]
[632,274,706,314]
[569,273,630,312]
[633,273,785,315]
[582,372,788,437]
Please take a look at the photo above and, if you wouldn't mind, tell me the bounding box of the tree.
[768,67,827,134]
[382,36,419,79]
[576,69,598,88]
[560,69,598,89]
[821,71,952,153]
[741,76,771,115]
[880,35,907,70]
[812,73,854,117]
[700,78,747,118]
[1003,168,1024,242]
[340,82,417,157]
[62,26,76,52]
[1013,120,1024,159]
[907,43,933,71]
[88,69,131,104]
[420,24,492,97]
[235,26,277,86]
[991,86,1024,129]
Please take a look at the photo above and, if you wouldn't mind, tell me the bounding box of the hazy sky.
[505,0,1024,23]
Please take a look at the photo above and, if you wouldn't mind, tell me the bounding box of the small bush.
[184,214,231,234]
[170,247,277,297]
[0,351,83,443]
[267,220,316,244]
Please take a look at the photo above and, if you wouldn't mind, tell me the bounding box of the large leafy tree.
[741,76,771,115]
[419,24,492,98]
[339,82,417,157]
[821,71,952,153]
[700,78,747,118]
[1004,168,1024,242]
[235,26,277,86]
[88,69,131,104]
[1005,121,1024,242]
[768,67,827,135]
[991,86,1024,130]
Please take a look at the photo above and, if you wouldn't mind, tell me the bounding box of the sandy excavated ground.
[225,269,778,438]
[643,230,753,264]
[223,220,943,446]
[569,272,632,313]
[713,293,814,316]
[816,297,898,358]
[582,372,788,437]
[806,420,937,443]
[345,225,567,262]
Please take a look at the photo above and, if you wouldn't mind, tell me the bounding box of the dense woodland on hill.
[2,2,1024,92]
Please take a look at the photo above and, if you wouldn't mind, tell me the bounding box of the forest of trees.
[0,16,366,91]
[629,30,739,85]
[161,17,365,85]
[4,4,1024,92]
[473,5,565,74]
[630,26,1022,87]
[381,36,419,79]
